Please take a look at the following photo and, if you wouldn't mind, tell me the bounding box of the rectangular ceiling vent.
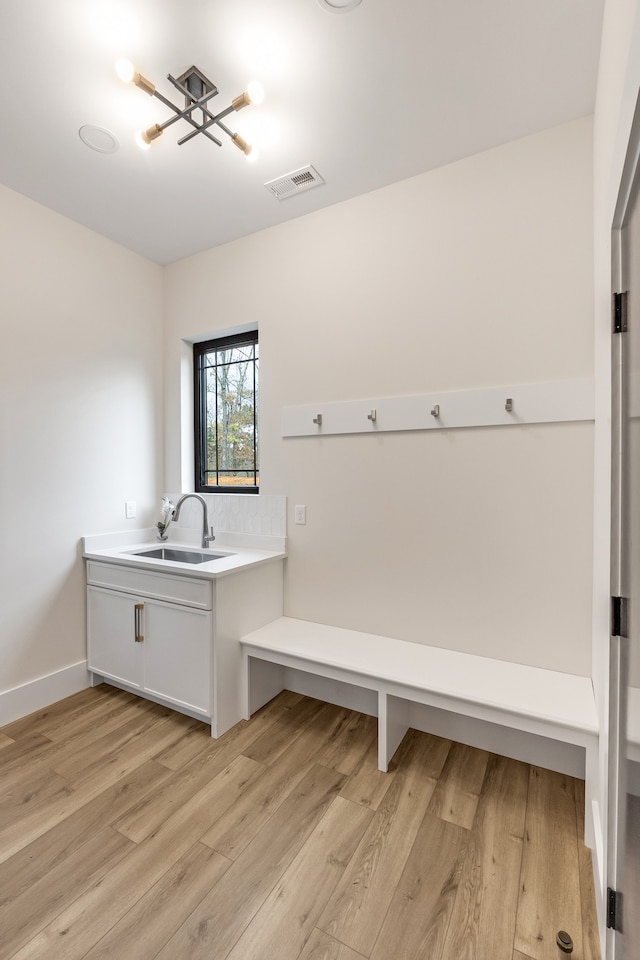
[264,165,325,200]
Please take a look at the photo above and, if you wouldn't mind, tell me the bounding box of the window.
[194,330,259,493]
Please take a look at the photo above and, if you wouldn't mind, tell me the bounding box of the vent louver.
[264,165,325,200]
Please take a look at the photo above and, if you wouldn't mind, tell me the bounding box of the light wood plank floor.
[0,686,601,960]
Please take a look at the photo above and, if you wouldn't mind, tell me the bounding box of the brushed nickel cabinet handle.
[134,603,144,642]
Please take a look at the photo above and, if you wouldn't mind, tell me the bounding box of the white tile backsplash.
[165,493,287,539]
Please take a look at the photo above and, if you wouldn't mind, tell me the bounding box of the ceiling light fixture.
[116,60,263,158]
[317,0,363,12]
[78,124,120,154]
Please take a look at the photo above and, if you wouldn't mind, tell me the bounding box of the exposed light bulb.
[135,125,162,150]
[233,82,265,111]
[141,124,163,145]
[133,72,156,96]
[247,146,260,163]
[115,58,135,83]
[232,132,253,156]
[135,130,151,150]
[247,81,265,105]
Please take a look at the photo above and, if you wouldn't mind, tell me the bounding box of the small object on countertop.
[156,496,175,542]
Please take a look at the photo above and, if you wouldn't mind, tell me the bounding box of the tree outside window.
[194,331,259,493]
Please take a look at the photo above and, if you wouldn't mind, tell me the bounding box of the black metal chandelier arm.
[167,71,218,99]
[176,104,237,146]
[177,125,223,147]
[166,74,252,148]
[216,120,234,138]
[166,75,219,119]
[153,85,223,145]
[122,61,259,154]
[171,121,222,146]
[163,76,224,145]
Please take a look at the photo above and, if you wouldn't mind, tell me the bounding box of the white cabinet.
[144,598,210,714]
[87,586,212,716]
[87,587,144,690]
[86,558,284,737]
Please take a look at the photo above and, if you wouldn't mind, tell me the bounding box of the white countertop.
[83,529,287,580]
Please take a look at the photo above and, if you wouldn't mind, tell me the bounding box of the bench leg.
[241,650,251,721]
[583,737,599,851]
[243,654,286,720]
[378,692,410,772]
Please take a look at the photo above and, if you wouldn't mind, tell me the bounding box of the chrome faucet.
[172,494,216,549]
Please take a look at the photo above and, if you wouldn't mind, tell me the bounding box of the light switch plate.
[294,504,306,525]
[125,500,136,519]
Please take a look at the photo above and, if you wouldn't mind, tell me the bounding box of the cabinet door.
[143,600,212,716]
[87,587,144,688]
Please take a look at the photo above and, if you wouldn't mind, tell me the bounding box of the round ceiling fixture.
[78,125,120,154]
[317,0,362,12]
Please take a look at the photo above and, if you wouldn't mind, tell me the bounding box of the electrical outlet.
[294,504,306,525]
[125,501,136,519]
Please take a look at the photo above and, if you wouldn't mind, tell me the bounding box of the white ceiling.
[0,0,604,264]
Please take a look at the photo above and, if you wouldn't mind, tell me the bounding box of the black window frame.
[193,329,259,495]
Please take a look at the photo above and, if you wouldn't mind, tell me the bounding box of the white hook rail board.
[281,378,595,438]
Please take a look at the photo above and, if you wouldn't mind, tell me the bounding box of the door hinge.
[613,291,628,333]
[607,886,622,931]
[612,596,629,638]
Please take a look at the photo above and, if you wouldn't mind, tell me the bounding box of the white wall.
[0,184,163,715]
[165,116,594,676]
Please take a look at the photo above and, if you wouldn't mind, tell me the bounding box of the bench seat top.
[241,616,598,738]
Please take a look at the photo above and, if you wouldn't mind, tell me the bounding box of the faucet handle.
[205,526,216,545]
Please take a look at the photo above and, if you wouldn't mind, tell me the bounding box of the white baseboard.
[0,661,91,726]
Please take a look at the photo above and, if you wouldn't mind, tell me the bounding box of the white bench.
[240,616,598,779]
